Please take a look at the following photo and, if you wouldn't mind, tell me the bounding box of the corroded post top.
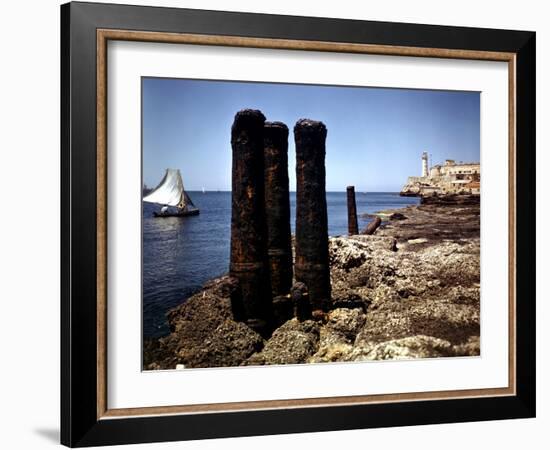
[234,108,266,121]
[294,118,327,136]
[347,185,355,191]
[264,121,289,139]
[265,121,288,131]
[231,109,266,134]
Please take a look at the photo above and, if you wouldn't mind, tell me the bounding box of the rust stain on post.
[294,119,331,313]
[264,121,293,298]
[229,109,272,334]
[346,186,359,235]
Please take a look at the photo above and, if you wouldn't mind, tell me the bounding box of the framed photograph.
[61,1,535,447]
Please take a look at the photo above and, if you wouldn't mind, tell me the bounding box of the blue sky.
[142,78,480,192]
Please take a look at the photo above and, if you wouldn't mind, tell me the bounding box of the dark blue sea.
[143,192,419,338]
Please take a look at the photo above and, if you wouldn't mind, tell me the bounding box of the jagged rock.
[324,308,366,342]
[354,335,454,360]
[145,276,264,369]
[355,288,480,346]
[376,202,480,244]
[329,237,368,270]
[390,212,407,220]
[177,319,264,368]
[447,286,480,305]
[143,338,180,371]
[167,276,233,335]
[408,238,428,244]
[145,202,480,369]
[309,308,366,363]
[244,319,319,365]
[308,343,356,363]
[330,289,369,311]
[311,335,455,363]
[421,194,480,206]
[452,336,480,356]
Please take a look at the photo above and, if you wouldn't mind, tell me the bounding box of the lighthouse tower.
[421,151,429,177]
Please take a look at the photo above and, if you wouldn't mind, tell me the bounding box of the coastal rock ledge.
[144,201,480,370]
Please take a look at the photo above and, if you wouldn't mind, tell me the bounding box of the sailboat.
[143,168,200,217]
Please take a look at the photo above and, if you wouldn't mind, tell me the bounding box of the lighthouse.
[421,151,429,177]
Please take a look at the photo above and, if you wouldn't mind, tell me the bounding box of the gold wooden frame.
[96,29,516,420]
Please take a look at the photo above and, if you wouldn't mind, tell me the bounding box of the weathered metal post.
[264,121,293,297]
[294,119,331,314]
[346,185,359,235]
[291,282,312,322]
[229,109,272,335]
[362,216,382,235]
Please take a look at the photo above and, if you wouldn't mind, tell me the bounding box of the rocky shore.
[144,197,480,370]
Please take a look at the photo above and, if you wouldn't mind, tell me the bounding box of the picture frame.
[60,1,535,447]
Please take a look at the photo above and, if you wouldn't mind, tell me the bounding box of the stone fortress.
[400,151,480,197]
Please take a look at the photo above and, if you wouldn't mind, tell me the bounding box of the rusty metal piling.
[362,216,382,235]
[346,186,359,235]
[229,109,272,334]
[264,121,293,298]
[291,282,312,321]
[294,119,331,313]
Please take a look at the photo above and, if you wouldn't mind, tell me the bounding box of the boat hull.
[153,209,200,218]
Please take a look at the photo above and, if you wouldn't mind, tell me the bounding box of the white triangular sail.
[143,169,187,207]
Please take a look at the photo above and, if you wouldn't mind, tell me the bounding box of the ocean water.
[143,192,419,338]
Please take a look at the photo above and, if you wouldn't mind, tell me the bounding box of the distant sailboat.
[202,187,206,194]
[143,168,200,217]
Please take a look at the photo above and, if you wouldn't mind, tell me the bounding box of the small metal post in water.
[347,185,359,235]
